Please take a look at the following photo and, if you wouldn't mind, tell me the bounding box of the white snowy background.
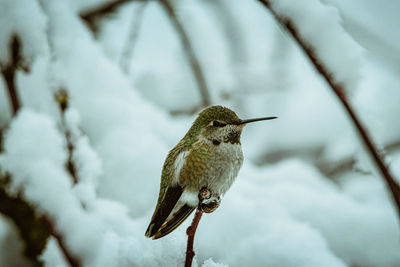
[1,0,400,266]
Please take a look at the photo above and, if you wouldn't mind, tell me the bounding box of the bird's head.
[185,105,277,145]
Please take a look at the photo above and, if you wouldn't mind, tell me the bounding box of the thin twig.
[0,36,50,267]
[80,0,139,22]
[0,37,81,267]
[1,36,26,115]
[119,2,148,74]
[256,138,400,177]
[258,0,400,219]
[185,209,203,267]
[54,89,78,184]
[159,0,211,108]
[41,216,81,267]
[80,0,147,34]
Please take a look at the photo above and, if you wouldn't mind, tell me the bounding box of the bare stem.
[80,0,147,35]
[80,0,141,22]
[54,89,78,184]
[1,36,24,116]
[41,216,81,267]
[119,2,148,74]
[257,0,400,220]
[159,0,211,108]
[185,208,203,267]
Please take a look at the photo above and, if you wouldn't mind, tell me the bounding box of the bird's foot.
[198,187,220,213]
[199,187,211,200]
[200,196,220,213]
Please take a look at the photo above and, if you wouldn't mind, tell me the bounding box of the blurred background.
[1,0,400,266]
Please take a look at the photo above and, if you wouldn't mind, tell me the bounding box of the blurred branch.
[1,36,29,116]
[257,139,400,178]
[159,0,211,108]
[319,139,400,177]
[0,35,50,266]
[41,216,81,267]
[81,0,211,110]
[119,2,148,74]
[386,139,400,153]
[169,105,205,116]
[0,39,81,264]
[55,89,78,184]
[203,0,248,65]
[0,175,49,267]
[258,0,400,220]
[80,0,147,35]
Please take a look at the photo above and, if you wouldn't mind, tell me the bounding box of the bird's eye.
[212,121,226,127]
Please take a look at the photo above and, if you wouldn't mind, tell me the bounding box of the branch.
[80,0,146,35]
[0,40,80,265]
[80,0,132,22]
[119,2,148,74]
[256,138,400,178]
[185,187,220,267]
[54,89,78,184]
[1,36,27,116]
[0,175,49,267]
[0,36,50,266]
[159,0,211,108]
[258,0,400,220]
[185,208,203,267]
[318,139,400,177]
[41,216,81,267]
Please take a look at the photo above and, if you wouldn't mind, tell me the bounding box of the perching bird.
[145,105,277,239]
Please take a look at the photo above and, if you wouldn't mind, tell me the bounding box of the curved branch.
[41,216,81,267]
[257,0,400,220]
[54,89,78,184]
[0,39,81,266]
[159,0,211,108]
[80,0,147,35]
[119,2,148,74]
[0,175,49,267]
[1,36,25,116]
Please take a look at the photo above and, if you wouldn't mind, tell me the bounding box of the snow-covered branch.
[55,89,79,184]
[1,0,400,266]
[1,36,25,116]
[80,0,147,35]
[257,0,400,220]
[0,173,50,266]
[41,216,82,267]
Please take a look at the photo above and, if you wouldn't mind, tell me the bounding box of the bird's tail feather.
[152,204,195,239]
[145,185,184,238]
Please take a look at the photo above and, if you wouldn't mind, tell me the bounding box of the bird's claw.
[199,187,211,200]
[198,187,220,213]
[199,196,220,213]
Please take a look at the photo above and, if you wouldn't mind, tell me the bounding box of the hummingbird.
[145,105,277,239]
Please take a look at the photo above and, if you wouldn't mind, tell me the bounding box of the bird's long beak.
[236,116,278,125]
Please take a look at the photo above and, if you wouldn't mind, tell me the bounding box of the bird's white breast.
[173,137,243,207]
[199,136,243,196]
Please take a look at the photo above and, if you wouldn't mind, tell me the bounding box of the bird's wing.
[145,185,184,238]
[152,202,195,239]
[145,139,188,238]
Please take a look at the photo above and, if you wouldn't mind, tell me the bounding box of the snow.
[1,0,400,266]
[0,0,47,66]
[268,0,365,91]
